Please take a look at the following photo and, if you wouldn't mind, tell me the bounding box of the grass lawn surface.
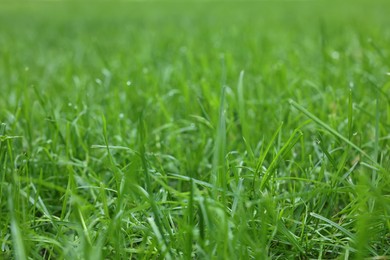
[1,1,390,259]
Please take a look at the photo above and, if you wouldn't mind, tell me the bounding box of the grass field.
[1,1,390,259]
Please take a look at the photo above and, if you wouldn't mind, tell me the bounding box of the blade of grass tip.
[253,122,283,191]
[8,186,27,260]
[0,124,7,191]
[237,70,246,138]
[196,97,212,122]
[231,178,244,217]
[242,136,255,161]
[99,182,110,218]
[288,99,379,167]
[317,134,338,170]
[101,114,123,192]
[277,219,305,254]
[185,178,195,259]
[0,123,7,143]
[168,173,220,190]
[260,128,302,190]
[310,212,354,239]
[372,87,380,184]
[91,144,137,155]
[6,135,16,172]
[32,85,66,144]
[148,217,172,260]
[138,115,152,201]
[310,212,377,255]
[348,87,353,140]
[19,183,58,230]
[335,145,351,183]
[197,196,208,243]
[77,206,92,247]
[101,114,114,166]
[211,86,227,194]
[138,114,171,254]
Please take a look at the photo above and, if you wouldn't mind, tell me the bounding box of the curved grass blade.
[289,99,381,169]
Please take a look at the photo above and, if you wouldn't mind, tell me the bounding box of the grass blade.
[8,187,27,260]
[310,212,355,239]
[260,128,303,190]
[289,99,379,167]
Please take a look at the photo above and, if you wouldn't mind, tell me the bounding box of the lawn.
[0,1,389,259]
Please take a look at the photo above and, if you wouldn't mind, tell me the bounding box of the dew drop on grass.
[126,80,132,86]
[95,78,102,85]
[330,51,340,60]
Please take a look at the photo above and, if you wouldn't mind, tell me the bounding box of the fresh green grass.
[1,1,390,259]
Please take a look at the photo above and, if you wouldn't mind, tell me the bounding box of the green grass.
[1,1,390,259]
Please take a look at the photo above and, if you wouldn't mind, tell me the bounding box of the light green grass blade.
[289,99,379,167]
[310,212,377,255]
[253,122,283,191]
[211,86,227,192]
[310,212,355,238]
[260,128,303,190]
[8,187,27,260]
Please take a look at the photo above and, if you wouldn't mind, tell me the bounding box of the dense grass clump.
[1,1,389,259]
